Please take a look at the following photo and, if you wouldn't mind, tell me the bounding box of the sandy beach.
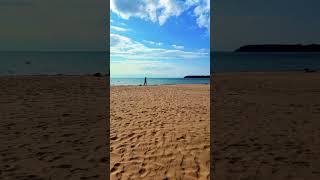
[0,75,108,180]
[110,84,210,179]
[213,71,320,180]
[2,71,319,179]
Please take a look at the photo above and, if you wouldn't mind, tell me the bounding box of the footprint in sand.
[111,162,121,173]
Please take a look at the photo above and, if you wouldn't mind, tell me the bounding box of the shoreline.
[110,83,210,87]
[0,69,318,76]
[0,75,108,78]
[211,69,320,76]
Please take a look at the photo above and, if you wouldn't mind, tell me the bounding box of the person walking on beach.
[144,77,147,86]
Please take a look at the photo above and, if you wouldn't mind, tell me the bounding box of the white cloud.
[193,0,210,29]
[143,40,163,46]
[111,33,208,60]
[111,59,188,77]
[111,58,209,78]
[172,44,184,49]
[142,40,155,45]
[110,0,155,20]
[110,0,210,30]
[185,0,199,6]
[111,25,130,32]
[157,0,187,25]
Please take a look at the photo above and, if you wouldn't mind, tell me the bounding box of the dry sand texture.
[213,72,320,180]
[111,85,210,179]
[0,76,108,180]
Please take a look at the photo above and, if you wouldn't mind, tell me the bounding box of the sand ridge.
[111,84,210,180]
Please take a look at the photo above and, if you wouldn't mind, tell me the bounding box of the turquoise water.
[111,78,210,86]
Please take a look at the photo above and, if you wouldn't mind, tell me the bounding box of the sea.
[213,51,320,73]
[1,51,320,85]
[111,78,209,86]
[112,52,320,85]
[0,51,107,75]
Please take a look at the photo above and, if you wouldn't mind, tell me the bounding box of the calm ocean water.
[213,52,320,72]
[111,78,210,86]
[112,52,320,85]
[0,51,107,75]
[1,51,320,85]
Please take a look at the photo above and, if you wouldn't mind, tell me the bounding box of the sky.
[214,0,320,51]
[0,0,106,51]
[110,0,210,78]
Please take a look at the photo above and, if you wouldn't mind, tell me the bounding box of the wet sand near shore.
[110,84,210,179]
[213,72,320,180]
[0,75,108,180]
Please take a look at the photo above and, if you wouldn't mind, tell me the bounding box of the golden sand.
[110,84,210,179]
[0,76,107,180]
[213,72,320,180]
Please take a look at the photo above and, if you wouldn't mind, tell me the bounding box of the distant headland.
[184,75,210,78]
[235,44,320,52]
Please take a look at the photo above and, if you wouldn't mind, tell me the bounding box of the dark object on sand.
[144,77,147,86]
[304,68,317,73]
[235,44,320,52]
[184,75,210,78]
[93,72,103,77]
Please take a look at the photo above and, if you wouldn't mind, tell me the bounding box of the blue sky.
[110,0,210,78]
